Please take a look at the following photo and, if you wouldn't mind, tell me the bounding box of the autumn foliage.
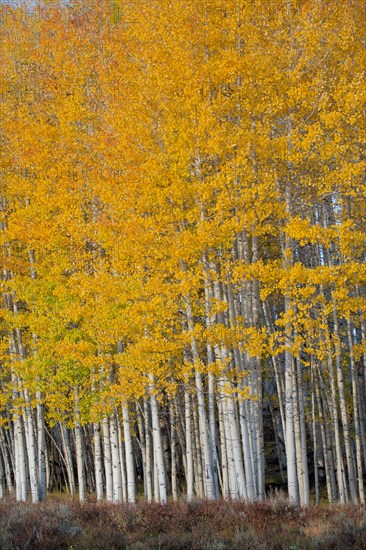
[0,0,365,506]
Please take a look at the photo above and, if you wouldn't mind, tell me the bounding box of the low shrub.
[0,496,365,549]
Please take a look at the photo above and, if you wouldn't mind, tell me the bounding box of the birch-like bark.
[169,401,178,501]
[23,390,39,503]
[204,267,220,498]
[14,413,27,502]
[10,328,27,502]
[74,390,86,502]
[227,279,255,499]
[192,396,204,499]
[251,235,265,500]
[136,401,147,498]
[93,422,103,501]
[315,380,333,502]
[324,336,346,503]
[84,425,95,494]
[122,404,136,503]
[347,320,365,504]
[149,375,167,503]
[311,363,319,505]
[295,357,310,506]
[228,390,247,500]
[144,398,153,502]
[36,397,46,501]
[332,307,357,503]
[117,415,127,501]
[0,429,14,494]
[262,301,286,443]
[102,417,113,501]
[360,317,366,462]
[217,396,229,498]
[184,385,194,501]
[220,395,239,499]
[213,273,247,500]
[208,373,219,498]
[28,251,46,501]
[285,336,298,503]
[110,412,122,502]
[60,424,76,496]
[283,177,298,504]
[183,272,215,500]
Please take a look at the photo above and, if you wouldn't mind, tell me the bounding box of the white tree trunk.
[217,388,229,498]
[285,345,298,504]
[110,412,123,502]
[36,397,46,501]
[208,372,219,498]
[184,282,215,500]
[239,399,255,499]
[23,390,39,503]
[122,404,136,503]
[14,414,27,502]
[227,388,247,499]
[192,397,204,499]
[333,307,357,503]
[93,422,104,501]
[74,392,86,502]
[149,376,167,504]
[184,385,194,501]
[297,359,310,506]
[169,401,178,501]
[102,417,113,501]
[60,424,76,497]
[144,398,153,502]
[117,415,128,501]
[347,320,365,504]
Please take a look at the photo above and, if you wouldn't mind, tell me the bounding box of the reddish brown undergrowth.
[0,495,365,549]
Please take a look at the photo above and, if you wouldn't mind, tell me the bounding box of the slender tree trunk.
[285,344,298,503]
[0,429,14,494]
[184,385,194,501]
[93,422,104,501]
[144,398,153,502]
[102,417,113,501]
[169,401,178,501]
[122,404,136,503]
[296,357,310,506]
[21,393,38,503]
[347,320,365,504]
[183,275,215,500]
[217,396,229,498]
[332,307,358,503]
[74,390,86,502]
[149,376,167,504]
[204,267,220,498]
[60,424,76,496]
[136,401,147,498]
[36,397,46,501]
[192,398,204,499]
[324,338,346,503]
[117,415,127,501]
[251,235,265,500]
[14,413,27,501]
[110,412,122,502]
[311,365,319,505]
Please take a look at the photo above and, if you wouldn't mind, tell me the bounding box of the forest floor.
[0,495,365,549]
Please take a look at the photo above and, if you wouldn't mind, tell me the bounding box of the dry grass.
[0,495,365,549]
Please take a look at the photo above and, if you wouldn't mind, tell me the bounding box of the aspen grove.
[0,0,365,507]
